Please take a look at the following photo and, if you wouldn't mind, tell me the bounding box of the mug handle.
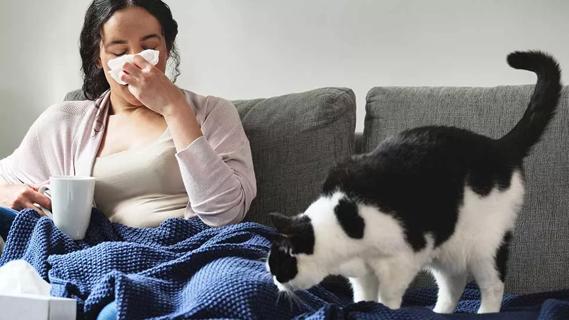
[35,185,53,219]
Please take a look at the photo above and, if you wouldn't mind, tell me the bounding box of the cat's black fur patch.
[334,197,364,239]
[270,213,315,255]
[268,238,298,283]
[289,215,315,254]
[496,231,513,282]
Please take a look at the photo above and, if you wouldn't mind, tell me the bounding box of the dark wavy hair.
[80,0,180,100]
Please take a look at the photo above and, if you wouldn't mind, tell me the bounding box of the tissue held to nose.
[107,49,160,85]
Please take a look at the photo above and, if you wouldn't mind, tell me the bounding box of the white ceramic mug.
[37,176,95,240]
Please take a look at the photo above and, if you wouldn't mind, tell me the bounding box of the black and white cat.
[267,51,561,314]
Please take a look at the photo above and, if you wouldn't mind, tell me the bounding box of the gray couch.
[65,85,569,295]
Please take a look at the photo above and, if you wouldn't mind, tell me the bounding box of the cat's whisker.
[284,285,315,311]
[285,290,302,311]
[275,290,284,307]
[275,284,302,311]
[284,290,294,311]
[293,293,313,311]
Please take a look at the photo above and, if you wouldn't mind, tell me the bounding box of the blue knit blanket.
[1,209,568,320]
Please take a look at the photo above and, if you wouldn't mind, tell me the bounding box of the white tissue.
[0,260,51,296]
[107,49,160,85]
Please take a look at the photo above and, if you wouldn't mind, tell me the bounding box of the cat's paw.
[379,297,402,310]
[433,303,456,314]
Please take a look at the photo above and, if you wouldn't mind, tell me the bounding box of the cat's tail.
[498,51,562,159]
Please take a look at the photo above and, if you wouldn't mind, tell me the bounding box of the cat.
[266,51,561,314]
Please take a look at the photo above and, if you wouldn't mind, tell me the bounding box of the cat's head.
[267,212,326,292]
[267,193,364,292]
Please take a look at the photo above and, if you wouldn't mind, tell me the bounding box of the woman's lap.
[0,207,18,240]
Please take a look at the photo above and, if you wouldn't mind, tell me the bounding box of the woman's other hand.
[0,183,51,214]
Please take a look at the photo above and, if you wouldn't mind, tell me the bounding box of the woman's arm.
[0,111,54,210]
[0,112,51,185]
[170,97,257,227]
[122,56,257,227]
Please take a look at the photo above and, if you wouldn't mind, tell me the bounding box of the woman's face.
[99,6,169,106]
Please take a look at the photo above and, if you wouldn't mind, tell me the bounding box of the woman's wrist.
[162,88,188,117]
[163,100,203,152]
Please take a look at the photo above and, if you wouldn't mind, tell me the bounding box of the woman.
[0,1,255,247]
[1,0,257,318]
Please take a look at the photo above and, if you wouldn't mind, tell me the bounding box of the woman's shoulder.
[182,89,233,108]
[33,100,99,132]
[45,99,98,116]
[14,99,100,168]
[182,89,238,121]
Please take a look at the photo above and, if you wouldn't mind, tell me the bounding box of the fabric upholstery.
[234,88,356,225]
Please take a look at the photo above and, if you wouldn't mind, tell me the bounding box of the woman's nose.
[127,46,145,55]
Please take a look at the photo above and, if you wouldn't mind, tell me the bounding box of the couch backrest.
[64,88,357,226]
[234,88,356,225]
[363,85,569,294]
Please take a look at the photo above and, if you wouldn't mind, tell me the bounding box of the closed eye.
[111,48,156,57]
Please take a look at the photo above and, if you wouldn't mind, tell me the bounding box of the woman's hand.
[121,55,186,116]
[120,55,203,151]
[0,183,51,213]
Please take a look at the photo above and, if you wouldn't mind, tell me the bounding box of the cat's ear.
[270,212,293,234]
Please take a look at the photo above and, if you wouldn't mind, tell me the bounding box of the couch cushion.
[65,88,357,226]
[363,85,569,294]
[234,88,356,225]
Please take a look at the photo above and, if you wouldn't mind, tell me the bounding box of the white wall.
[1,0,568,157]
[0,0,89,157]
